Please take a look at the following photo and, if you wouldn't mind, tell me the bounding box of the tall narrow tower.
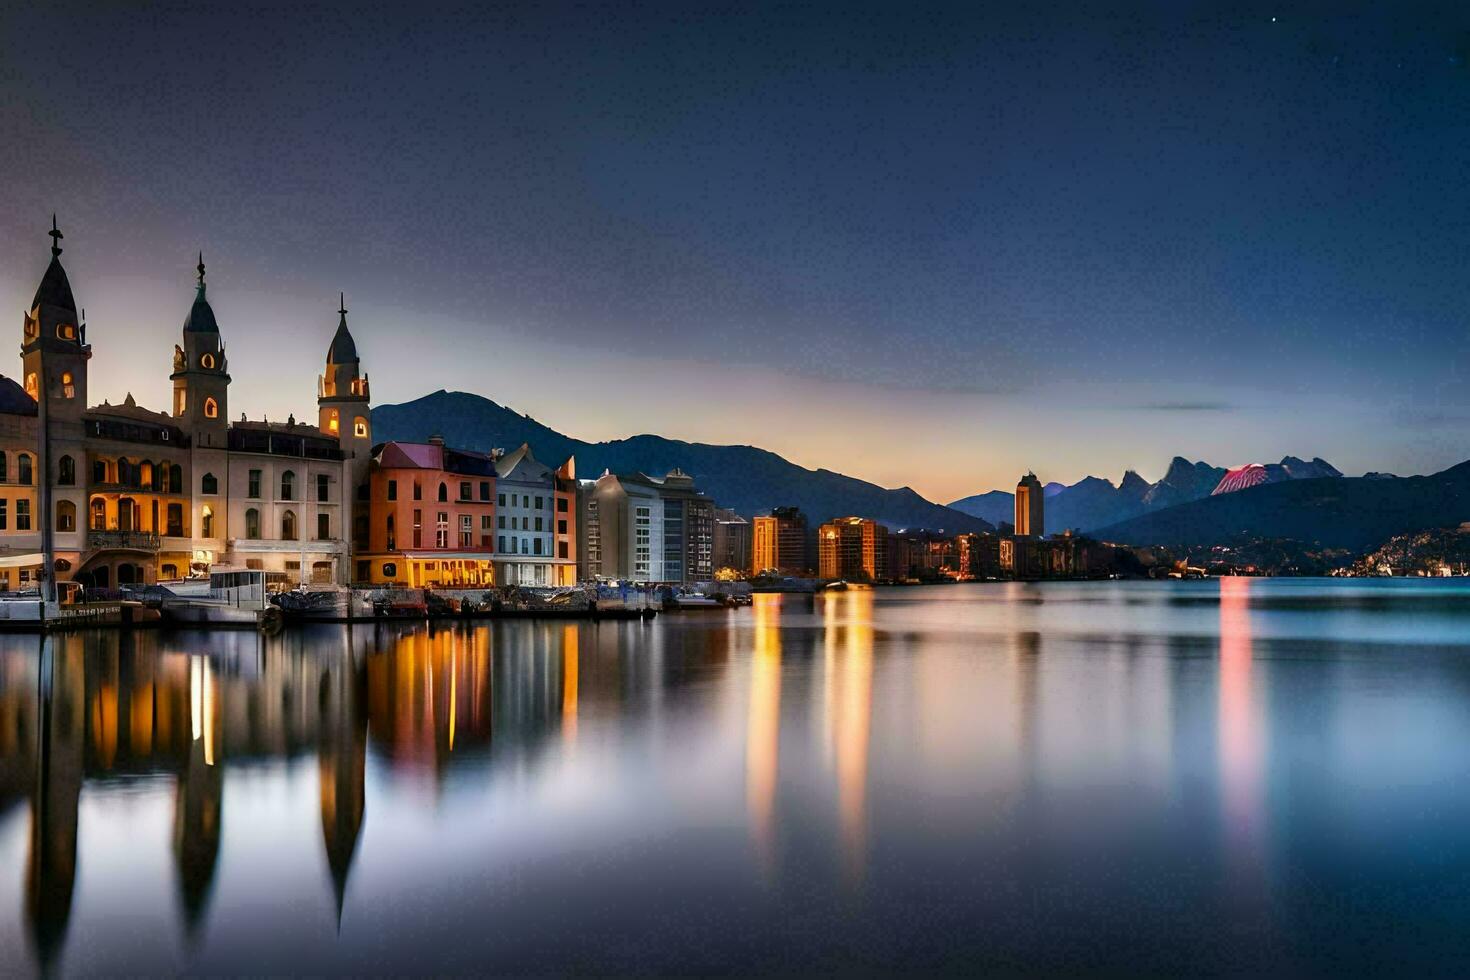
[1015,472,1045,538]
[170,254,230,448]
[319,295,372,562]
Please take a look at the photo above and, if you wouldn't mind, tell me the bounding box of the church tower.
[319,295,372,567]
[170,254,230,448]
[22,216,90,424]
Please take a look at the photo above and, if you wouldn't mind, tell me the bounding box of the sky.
[1,1,1468,504]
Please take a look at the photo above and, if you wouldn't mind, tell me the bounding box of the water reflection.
[4,582,1470,974]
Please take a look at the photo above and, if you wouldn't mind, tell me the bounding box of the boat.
[664,590,722,610]
[273,587,375,622]
[160,569,274,628]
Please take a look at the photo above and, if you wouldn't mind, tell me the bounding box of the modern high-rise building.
[1015,472,1045,538]
[712,508,751,576]
[751,506,810,576]
[818,516,888,581]
[579,469,713,584]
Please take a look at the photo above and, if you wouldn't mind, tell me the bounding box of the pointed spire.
[196,251,206,287]
[338,292,348,327]
[49,215,63,257]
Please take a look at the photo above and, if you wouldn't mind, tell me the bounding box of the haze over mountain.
[949,456,1344,532]
[372,391,994,533]
[1095,462,1470,554]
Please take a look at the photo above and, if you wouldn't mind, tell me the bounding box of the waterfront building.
[818,516,888,581]
[752,506,810,577]
[1,223,370,590]
[579,469,713,584]
[887,528,960,580]
[360,437,499,586]
[712,508,751,577]
[493,444,578,586]
[956,532,1002,580]
[1015,472,1045,537]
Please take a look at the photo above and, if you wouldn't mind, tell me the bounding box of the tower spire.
[196,251,206,287]
[48,215,63,257]
[338,292,347,323]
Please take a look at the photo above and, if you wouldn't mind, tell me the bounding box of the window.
[245,508,260,539]
[204,397,218,419]
[412,509,422,549]
[498,515,506,529]
[327,409,340,434]
[481,515,492,530]
[170,464,183,493]
[61,371,74,399]
[382,562,397,578]
[201,472,218,494]
[0,499,8,529]
[557,498,568,513]
[438,483,448,502]
[479,481,491,501]
[0,454,6,483]
[56,501,75,532]
[353,417,368,438]
[24,374,36,400]
[248,469,262,498]
[17,500,33,531]
[317,513,330,540]
[317,473,330,502]
[534,517,543,532]
[436,512,448,548]
[166,503,183,537]
[201,352,215,369]
[498,493,505,507]
[498,535,505,552]
[281,471,295,500]
[460,515,472,547]
[387,480,397,501]
[558,519,567,535]
[57,323,76,340]
[201,505,215,538]
[57,455,73,485]
[282,510,297,540]
[17,454,32,486]
[533,538,543,556]
[559,541,569,559]
[413,481,422,501]
[459,481,471,501]
[88,499,101,531]
[535,496,543,510]
[386,515,396,551]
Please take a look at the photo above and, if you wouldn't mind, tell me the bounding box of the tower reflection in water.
[0,621,588,971]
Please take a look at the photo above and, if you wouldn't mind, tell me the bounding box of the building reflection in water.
[561,625,578,749]
[319,630,368,928]
[821,590,875,886]
[175,654,223,939]
[1218,576,1266,896]
[746,593,783,875]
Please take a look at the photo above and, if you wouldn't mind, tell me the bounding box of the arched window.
[282,509,297,541]
[92,458,106,485]
[201,505,215,538]
[327,409,339,434]
[204,397,218,419]
[90,498,106,530]
[117,457,133,488]
[139,460,153,488]
[281,470,295,501]
[438,482,448,502]
[353,416,368,438]
[169,464,183,494]
[165,503,184,537]
[17,454,33,486]
[201,352,215,369]
[56,500,75,532]
[60,371,74,399]
[57,455,74,485]
[54,559,71,572]
[245,508,260,539]
[201,472,218,495]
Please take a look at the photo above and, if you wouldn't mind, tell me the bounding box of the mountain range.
[949,456,1343,532]
[1095,462,1470,553]
[371,390,994,533]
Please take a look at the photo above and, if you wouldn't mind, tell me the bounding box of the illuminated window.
[201,505,215,538]
[204,397,218,418]
[56,323,76,340]
[327,409,339,433]
[282,509,297,541]
[201,352,215,369]
[382,562,397,578]
[61,371,74,399]
[353,416,367,438]
[56,501,75,532]
[24,374,36,401]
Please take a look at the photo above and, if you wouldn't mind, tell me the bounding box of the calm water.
[4,580,1470,975]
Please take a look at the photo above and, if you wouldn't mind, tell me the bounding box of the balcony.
[88,530,162,552]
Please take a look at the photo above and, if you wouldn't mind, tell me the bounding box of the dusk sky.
[2,1,1468,504]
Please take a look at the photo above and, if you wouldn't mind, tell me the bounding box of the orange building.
[752,506,810,576]
[360,437,498,586]
[818,517,887,582]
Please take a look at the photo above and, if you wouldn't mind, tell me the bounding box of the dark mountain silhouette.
[1094,462,1470,553]
[950,455,1340,533]
[371,390,993,532]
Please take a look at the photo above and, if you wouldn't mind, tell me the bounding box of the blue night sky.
[1,1,1467,502]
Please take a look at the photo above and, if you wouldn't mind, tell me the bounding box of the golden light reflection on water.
[822,591,875,886]
[1218,576,1266,894]
[746,593,783,875]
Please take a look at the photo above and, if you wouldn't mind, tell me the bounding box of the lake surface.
[4,579,1470,975]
